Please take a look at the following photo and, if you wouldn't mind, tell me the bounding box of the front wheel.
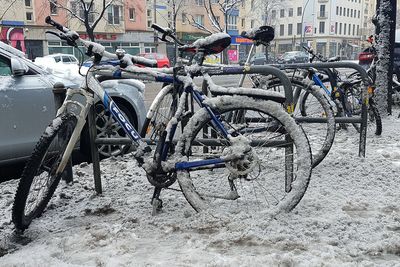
[176,96,312,215]
[12,113,77,231]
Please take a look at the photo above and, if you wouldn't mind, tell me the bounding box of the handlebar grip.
[132,56,158,68]
[151,23,167,34]
[45,16,69,33]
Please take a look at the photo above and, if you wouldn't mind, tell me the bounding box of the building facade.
[0,0,151,59]
[240,0,377,59]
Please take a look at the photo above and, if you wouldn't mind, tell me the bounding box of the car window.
[0,56,11,76]
[54,56,61,62]
[62,56,72,63]
[69,56,78,63]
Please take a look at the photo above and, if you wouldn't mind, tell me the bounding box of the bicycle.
[302,46,382,135]
[236,28,335,168]
[12,17,312,231]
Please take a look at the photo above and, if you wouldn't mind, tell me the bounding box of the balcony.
[318,0,328,2]
[317,11,328,19]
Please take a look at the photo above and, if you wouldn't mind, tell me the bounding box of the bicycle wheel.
[268,78,336,168]
[176,95,312,215]
[140,85,177,140]
[12,113,77,231]
[344,84,382,136]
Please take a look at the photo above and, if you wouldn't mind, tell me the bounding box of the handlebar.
[151,23,184,46]
[45,16,158,68]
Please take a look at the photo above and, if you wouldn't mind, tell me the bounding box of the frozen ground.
[1,113,400,266]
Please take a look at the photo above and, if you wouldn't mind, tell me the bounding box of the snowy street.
[1,110,400,266]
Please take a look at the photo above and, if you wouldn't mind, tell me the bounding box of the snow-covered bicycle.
[12,17,312,231]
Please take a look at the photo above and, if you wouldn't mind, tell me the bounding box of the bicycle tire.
[176,95,312,215]
[12,113,77,231]
[268,78,336,168]
[140,84,177,140]
[344,85,382,136]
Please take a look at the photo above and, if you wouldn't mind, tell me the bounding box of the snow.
[1,112,400,265]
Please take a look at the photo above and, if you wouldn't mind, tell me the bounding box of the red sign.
[79,33,117,40]
[0,27,25,53]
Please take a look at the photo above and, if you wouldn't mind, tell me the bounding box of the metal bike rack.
[271,61,370,157]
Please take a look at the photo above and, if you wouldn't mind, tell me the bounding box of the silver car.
[0,42,146,166]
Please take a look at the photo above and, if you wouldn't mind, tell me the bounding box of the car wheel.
[81,102,136,160]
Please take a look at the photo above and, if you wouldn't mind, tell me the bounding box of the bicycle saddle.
[241,26,275,43]
[327,56,340,62]
[179,32,231,55]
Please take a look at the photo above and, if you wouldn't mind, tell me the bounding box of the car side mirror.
[11,56,29,76]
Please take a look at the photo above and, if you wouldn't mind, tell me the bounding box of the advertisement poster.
[228,49,238,62]
[0,27,26,53]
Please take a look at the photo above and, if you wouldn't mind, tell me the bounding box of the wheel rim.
[24,119,75,218]
[95,103,131,157]
[179,107,307,214]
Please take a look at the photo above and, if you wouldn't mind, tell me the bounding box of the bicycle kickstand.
[151,187,163,216]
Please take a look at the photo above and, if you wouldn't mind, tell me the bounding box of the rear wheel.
[266,78,336,168]
[12,113,77,231]
[176,96,312,215]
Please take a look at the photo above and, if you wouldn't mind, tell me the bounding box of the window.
[182,13,187,23]
[71,2,94,23]
[319,21,325,34]
[358,10,360,18]
[351,9,353,17]
[357,25,360,35]
[26,12,33,21]
[50,0,58,15]
[129,8,136,21]
[297,7,302,16]
[227,15,238,30]
[353,24,355,35]
[108,5,121,24]
[241,18,245,28]
[336,6,338,15]
[344,23,346,35]
[288,8,293,17]
[280,24,284,36]
[340,7,342,16]
[147,20,152,28]
[320,5,326,17]
[297,23,302,35]
[195,14,204,26]
[251,20,254,28]
[280,9,284,18]
[62,56,72,63]
[0,56,12,76]
[335,22,338,34]
[250,0,255,9]
[147,9,151,17]
[25,0,31,7]
[54,56,61,62]
[195,0,204,6]
[339,23,342,34]
[271,10,276,19]
[288,24,293,35]
[347,8,349,17]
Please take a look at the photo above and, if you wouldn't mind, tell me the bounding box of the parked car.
[36,53,79,65]
[0,41,147,167]
[239,52,277,65]
[139,53,170,68]
[277,51,309,64]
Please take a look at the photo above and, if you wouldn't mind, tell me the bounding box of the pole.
[300,0,311,46]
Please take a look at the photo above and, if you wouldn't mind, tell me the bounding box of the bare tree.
[49,0,114,41]
[0,0,19,21]
[248,0,281,26]
[188,0,242,34]
[186,0,243,63]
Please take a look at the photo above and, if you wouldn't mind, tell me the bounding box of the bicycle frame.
[53,64,245,177]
